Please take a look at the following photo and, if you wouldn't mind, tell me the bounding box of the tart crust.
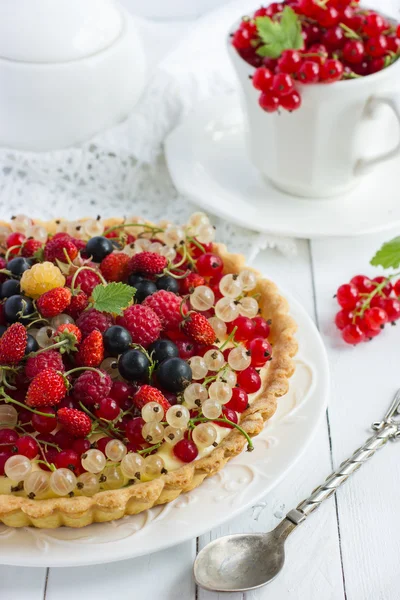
[0,218,298,528]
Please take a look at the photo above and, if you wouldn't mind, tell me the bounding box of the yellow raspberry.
[20,262,66,299]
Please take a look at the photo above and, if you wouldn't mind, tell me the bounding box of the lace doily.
[0,0,397,258]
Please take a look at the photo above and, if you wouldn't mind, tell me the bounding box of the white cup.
[228,33,400,199]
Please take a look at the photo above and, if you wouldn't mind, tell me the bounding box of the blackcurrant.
[6,257,31,277]
[103,325,132,356]
[128,274,144,287]
[0,279,20,299]
[148,339,179,364]
[134,280,157,303]
[0,325,6,337]
[85,236,113,263]
[156,275,179,294]
[156,357,192,393]
[118,349,150,382]
[25,334,39,354]
[4,295,34,323]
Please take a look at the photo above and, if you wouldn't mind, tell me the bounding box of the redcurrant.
[277,50,302,74]
[225,388,249,413]
[365,35,388,58]
[15,435,39,459]
[252,67,273,92]
[227,316,255,341]
[236,367,262,394]
[320,59,344,83]
[259,91,280,112]
[372,276,392,296]
[252,316,271,338]
[297,61,320,84]
[383,298,400,322]
[248,337,272,367]
[350,275,374,294]
[272,73,294,96]
[196,253,223,277]
[173,439,198,462]
[335,309,352,330]
[364,307,387,330]
[279,90,302,111]
[95,397,120,421]
[336,283,359,310]
[342,324,365,345]
[343,40,365,64]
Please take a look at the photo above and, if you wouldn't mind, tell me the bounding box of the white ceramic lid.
[0,0,123,63]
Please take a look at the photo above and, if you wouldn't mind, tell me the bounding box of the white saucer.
[165,94,400,239]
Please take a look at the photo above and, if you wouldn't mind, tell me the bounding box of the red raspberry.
[72,238,87,254]
[76,308,114,338]
[183,312,216,346]
[100,252,130,282]
[142,290,185,330]
[36,287,71,318]
[180,273,205,295]
[117,304,162,348]
[21,238,43,258]
[75,330,104,367]
[44,236,78,263]
[0,323,28,365]
[57,408,92,438]
[66,269,102,296]
[134,385,171,412]
[26,368,67,407]
[65,291,88,319]
[25,349,65,379]
[128,252,167,277]
[72,369,112,406]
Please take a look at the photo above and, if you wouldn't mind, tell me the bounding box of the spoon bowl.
[194,531,286,592]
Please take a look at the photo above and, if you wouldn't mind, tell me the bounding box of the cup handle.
[355,95,400,176]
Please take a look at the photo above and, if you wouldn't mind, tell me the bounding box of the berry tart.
[0,214,297,528]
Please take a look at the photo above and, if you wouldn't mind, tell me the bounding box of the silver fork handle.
[286,421,397,525]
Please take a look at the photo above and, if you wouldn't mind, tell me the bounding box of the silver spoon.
[194,389,400,593]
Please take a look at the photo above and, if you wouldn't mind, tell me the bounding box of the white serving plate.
[0,286,329,567]
[165,94,400,238]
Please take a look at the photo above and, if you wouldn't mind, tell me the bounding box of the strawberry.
[65,291,88,319]
[180,272,205,295]
[134,385,171,412]
[21,238,43,258]
[44,236,78,263]
[54,323,82,351]
[128,252,167,277]
[26,368,67,407]
[75,330,104,367]
[183,312,216,345]
[100,252,130,282]
[57,407,92,437]
[36,287,71,318]
[0,323,28,365]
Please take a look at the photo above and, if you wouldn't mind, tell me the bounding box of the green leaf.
[370,237,400,269]
[92,282,135,316]
[33,247,45,262]
[256,7,303,59]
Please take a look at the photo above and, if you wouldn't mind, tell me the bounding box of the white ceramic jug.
[0,0,146,151]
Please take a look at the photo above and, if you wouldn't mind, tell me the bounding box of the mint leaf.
[92,283,135,316]
[256,7,303,59]
[370,237,400,269]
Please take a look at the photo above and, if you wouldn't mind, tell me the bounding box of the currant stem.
[27,339,69,357]
[65,367,104,378]
[192,416,254,451]
[218,327,237,352]
[103,223,164,236]
[355,271,400,320]
[138,442,162,456]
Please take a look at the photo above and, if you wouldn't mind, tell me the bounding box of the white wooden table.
[3,233,400,600]
[2,8,400,600]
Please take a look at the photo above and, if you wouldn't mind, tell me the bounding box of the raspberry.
[180,272,205,295]
[128,252,167,276]
[44,236,78,263]
[72,238,87,254]
[100,252,130,282]
[134,385,171,412]
[36,287,72,318]
[117,304,162,348]
[76,308,114,338]
[183,312,216,345]
[57,408,92,438]
[21,239,43,258]
[72,369,112,406]
[142,290,185,330]
[65,291,88,319]
[26,368,67,407]
[20,262,66,299]
[0,323,28,365]
[75,330,104,367]
[66,269,102,296]
[25,349,65,379]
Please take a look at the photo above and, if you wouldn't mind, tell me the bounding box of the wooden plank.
[0,566,47,600]
[311,232,400,600]
[45,541,196,600]
[198,241,345,600]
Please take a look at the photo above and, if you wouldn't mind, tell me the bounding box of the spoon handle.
[285,419,398,527]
